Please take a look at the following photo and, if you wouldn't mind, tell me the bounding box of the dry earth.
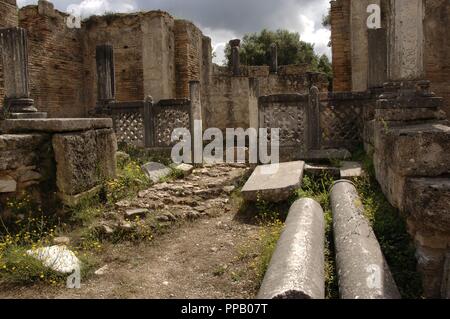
[0,164,270,299]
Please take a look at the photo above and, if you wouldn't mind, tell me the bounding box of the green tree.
[224,29,332,79]
[322,12,331,29]
[317,54,332,85]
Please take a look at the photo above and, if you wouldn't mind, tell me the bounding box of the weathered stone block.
[52,128,117,196]
[0,133,48,151]
[0,118,112,134]
[415,245,446,298]
[375,123,450,177]
[241,161,305,202]
[340,161,363,179]
[0,134,49,172]
[373,152,407,210]
[404,178,450,233]
[171,163,193,177]
[141,162,171,183]
[376,96,443,109]
[0,175,16,193]
[375,107,446,122]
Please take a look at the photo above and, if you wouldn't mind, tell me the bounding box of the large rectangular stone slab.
[0,175,16,193]
[340,161,363,179]
[241,161,305,202]
[375,123,450,177]
[52,128,117,196]
[0,118,112,134]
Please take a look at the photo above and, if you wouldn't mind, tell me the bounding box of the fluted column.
[0,27,37,113]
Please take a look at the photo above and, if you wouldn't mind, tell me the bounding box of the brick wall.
[0,0,18,109]
[19,6,84,117]
[424,0,450,118]
[82,14,145,113]
[0,0,17,27]
[141,11,176,103]
[174,20,203,98]
[205,64,329,130]
[330,0,352,92]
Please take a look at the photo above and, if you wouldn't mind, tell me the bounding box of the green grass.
[352,153,423,299]
[252,220,284,283]
[117,142,172,166]
[294,148,423,299]
[0,245,66,285]
[296,172,338,299]
[0,147,173,287]
[237,218,284,286]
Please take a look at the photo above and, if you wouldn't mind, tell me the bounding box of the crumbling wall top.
[19,2,69,22]
[83,10,174,29]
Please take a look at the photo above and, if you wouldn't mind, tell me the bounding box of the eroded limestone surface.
[241,161,305,202]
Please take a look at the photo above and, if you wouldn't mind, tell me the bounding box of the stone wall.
[331,0,450,115]
[0,118,117,212]
[424,0,450,118]
[174,20,203,98]
[0,0,19,109]
[206,67,251,131]
[206,64,329,131]
[372,118,450,298]
[82,14,145,112]
[141,11,176,104]
[14,7,178,116]
[320,91,376,151]
[350,0,381,92]
[0,133,55,217]
[4,0,327,127]
[330,0,352,91]
[19,4,85,117]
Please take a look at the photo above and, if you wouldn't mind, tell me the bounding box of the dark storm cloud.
[134,0,327,34]
[17,0,331,61]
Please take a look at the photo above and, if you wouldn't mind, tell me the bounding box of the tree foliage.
[224,29,332,78]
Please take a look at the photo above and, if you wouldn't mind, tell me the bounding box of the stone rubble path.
[0,164,265,299]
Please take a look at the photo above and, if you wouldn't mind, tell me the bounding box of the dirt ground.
[0,164,268,299]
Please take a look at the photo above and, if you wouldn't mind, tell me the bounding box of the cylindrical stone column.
[307,85,321,150]
[96,44,115,105]
[0,27,36,113]
[269,43,278,74]
[229,39,241,76]
[330,180,401,299]
[387,0,425,81]
[189,80,202,164]
[248,77,259,131]
[257,198,325,299]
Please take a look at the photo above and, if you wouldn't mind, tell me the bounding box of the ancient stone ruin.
[0,0,449,300]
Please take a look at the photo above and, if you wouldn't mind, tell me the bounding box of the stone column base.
[8,112,47,119]
[6,98,38,113]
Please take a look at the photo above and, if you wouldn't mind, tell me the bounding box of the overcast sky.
[17,0,331,64]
